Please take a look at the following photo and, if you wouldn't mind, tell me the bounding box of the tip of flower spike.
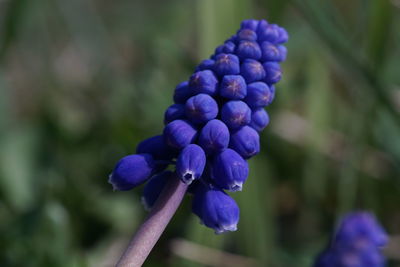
[230,182,243,192]
[215,224,238,234]
[141,196,152,211]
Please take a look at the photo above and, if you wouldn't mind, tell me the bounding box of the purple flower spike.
[314,212,388,267]
[221,100,251,130]
[141,171,172,211]
[189,70,219,96]
[213,53,240,76]
[198,119,230,155]
[109,154,155,191]
[236,41,262,60]
[163,120,197,150]
[245,82,274,108]
[240,19,259,31]
[192,184,239,234]
[176,144,206,184]
[196,59,215,71]
[260,41,281,62]
[263,62,282,84]
[164,104,186,125]
[240,59,266,83]
[110,19,289,237]
[219,75,247,100]
[185,94,219,124]
[249,108,270,132]
[173,81,192,104]
[230,126,260,159]
[236,29,257,41]
[136,135,175,160]
[211,148,249,191]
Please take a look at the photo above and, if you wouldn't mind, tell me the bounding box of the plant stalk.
[116,174,188,267]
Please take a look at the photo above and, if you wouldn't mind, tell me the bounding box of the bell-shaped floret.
[260,41,281,62]
[185,94,218,124]
[211,148,249,191]
[221,100,251,130]
[245,82,274,108]
[235,41,261,60]
[136,135,175,160]
[173,81,192,104]
[189,70,219,96]
[198,119,230,155]
[219,75,247,100]
[109,154,155,191]
[249,108,270,132]
[164,104,185,125]
[213,53,240,76]
[230,126,260,159]
[192,184,239,234]
[163,120,197,150]
[263,62,282,84]
[240,59,266,83]
[176,144,206,184]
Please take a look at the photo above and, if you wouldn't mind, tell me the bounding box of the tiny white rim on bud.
[182,170,195,185]
[215,224,238,234]
[108,173,118,191]
[229,182,243,192]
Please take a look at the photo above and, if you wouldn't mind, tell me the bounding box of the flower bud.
[249,108,270,132]
[257,22,280,43]
[176,144,206,184]
[163,120,197,150]
[277,45,287,62]
[263,62,282,84]
[136,135,175,160]
[236,29,257,41]
[215,41,235,54]
[189,70,218,96]
[260,41,281,62]
[173,81,192,104]
[230,126,260,159]
[211,148,249,191]
[245,82,274,108]
[240,59,266,83]
[141,171,172,211]
[221,100,251,130]
[185,94,219,124]
[236,41,261,60]
[213,53,240,76]
[195,59,215,71]
[276,27,289,44]
[164,104,185,124]
[240,19,259,31]
[192,184,239,234]
[109,154,155,191]
[198,119,230,155]
[219,75,247,100]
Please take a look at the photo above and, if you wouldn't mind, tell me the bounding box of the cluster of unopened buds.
[314,212,388,267]
[109,19,288,234]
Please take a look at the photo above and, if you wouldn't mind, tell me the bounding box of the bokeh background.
[1,0,400,266]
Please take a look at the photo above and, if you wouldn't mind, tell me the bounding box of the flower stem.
[116,174,188,267]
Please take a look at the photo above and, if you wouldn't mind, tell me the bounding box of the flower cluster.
[314,212,388,267]
[109,19,288,234]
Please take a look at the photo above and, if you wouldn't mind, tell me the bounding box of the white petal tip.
[229,182,243,192]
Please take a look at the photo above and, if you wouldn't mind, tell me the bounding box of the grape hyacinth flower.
[314,212,388,267]
[110,19,288,266]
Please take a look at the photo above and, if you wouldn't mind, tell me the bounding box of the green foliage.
[0,0,399,266]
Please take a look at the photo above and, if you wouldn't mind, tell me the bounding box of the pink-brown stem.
[116,174,188,267]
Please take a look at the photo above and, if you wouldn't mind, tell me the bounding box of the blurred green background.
[1,0,400,266]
